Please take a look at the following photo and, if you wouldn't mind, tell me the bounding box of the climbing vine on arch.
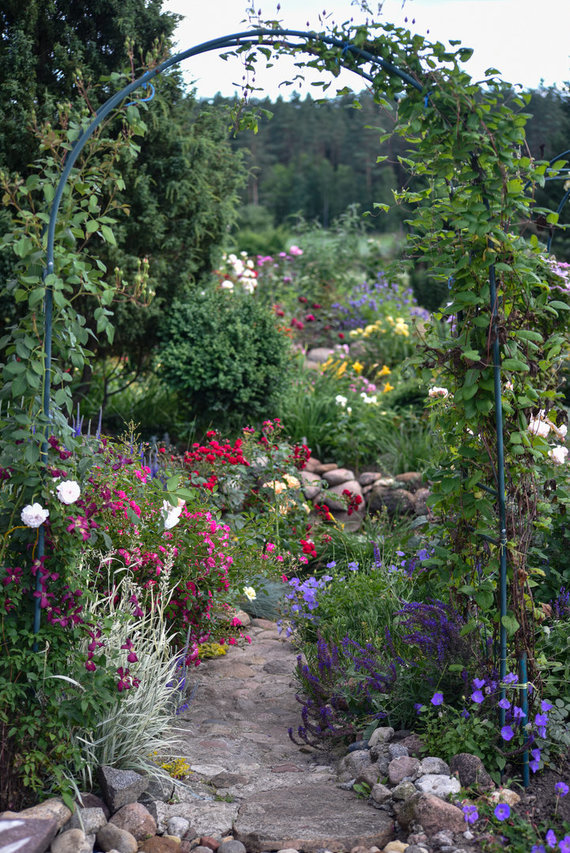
[234,17,570,690]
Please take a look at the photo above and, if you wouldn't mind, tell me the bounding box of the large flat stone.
[0,817,57,853]
[233,783,394,852]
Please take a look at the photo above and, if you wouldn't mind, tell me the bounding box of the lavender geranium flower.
[471,689,485,704]
[494,803,511,821]
[501,725,515,741]
[535,713,549,727]
[513,705,526,720]
[21,502,50,528]
[503,672,518,684]
[472,677,486,689]
[545,829,557,849]
[555,782,569,797]
[541,700,554,712]
[559,836,570,853]
[431,691,444,706]
[462,804,479,824]
[498,698,511,710]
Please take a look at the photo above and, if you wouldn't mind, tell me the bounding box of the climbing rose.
[56,480,81,504]
[21,503,50,528]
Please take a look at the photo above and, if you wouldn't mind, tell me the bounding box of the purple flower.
[501,725,515,741]
[545,829,557,849]
[559,835,570,853]
[462,804,479,825]
[503,672,518,684]
[535,713,549,727]
[461,708,470,719]
[555,782,569,797]
[326,561,336,569]
[414,702,424,714]
[470,689,485,704]
[541,700,554,712]
[347,561,359,572]
[530,846,545,853]
[472,677,486,689]
[431,692,444,706]
[498,698,511,710]
[513,705,526,721]
[494,803,511,821]
[530,759,541,773]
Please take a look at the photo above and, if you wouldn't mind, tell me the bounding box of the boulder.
[394,472,423,491]
[109,802,157,840]
[414,774,461,799]
[396,792,465,835]
[323,468,355,487]
[368,727,394,748]
[96,823,138,853]
[66,806,108,835]
[98,766,148,813]
[322,480,363,511]
[51,828,93,853]
[367,486,415,517]
[387,756,420,785]
[412,488,431,516]
[449,753,494,791]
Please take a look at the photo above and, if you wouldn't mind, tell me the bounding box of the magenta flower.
[494,803,511,821]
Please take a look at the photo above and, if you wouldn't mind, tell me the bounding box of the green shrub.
[157,286,293,431]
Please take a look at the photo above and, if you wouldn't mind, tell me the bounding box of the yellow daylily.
[377,365,391,377]
[382,381,394,393]
[352,360,364,374]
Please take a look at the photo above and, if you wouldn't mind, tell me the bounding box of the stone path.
[159,617,395,852]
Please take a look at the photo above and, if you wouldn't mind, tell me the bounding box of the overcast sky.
[161,0,569,98]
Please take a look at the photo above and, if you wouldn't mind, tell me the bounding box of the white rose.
[243,586,257,601]
[428,386,449,398]
[528,417,550,438]
[56,480,81,505]
[548,445,568,465]
[21,503,50,528]
[161,499,185,530]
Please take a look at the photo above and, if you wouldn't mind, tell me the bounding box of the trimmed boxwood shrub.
[157,287,292,429]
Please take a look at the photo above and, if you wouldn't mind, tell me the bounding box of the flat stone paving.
[168,619,394,850]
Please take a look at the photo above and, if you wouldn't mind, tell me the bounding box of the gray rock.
[0,817,58,853]
[398,734,424,757]
[405,847,430,853]
[388,743,409,760]
[370,783,392,805]
[412,489,430,516]
[418,757,450,776]
[337,750,372,782]
[109,802,157,840]
[358,472,382,487]
[396,793,465,835]
[449,753,495,791]
[305,348,334,364]
[218,841,247,853]
[354,765,381,788]
[392,781,418,801]
[98,766,148,813]
[144,774,175,803]
[323,468,355,487]
[395,472,423,491]
[322,480,363,511]
[233,783,394,852]
[367,486,416,517]
[51,828,93,853]
[96,823,138,853]
[388,756,420,785]
[166,816,190,838]
[67,807,108,835]
[415,774,461,799]
[12,799,72,830]
[432,829,454,846]
[368,727,395,748]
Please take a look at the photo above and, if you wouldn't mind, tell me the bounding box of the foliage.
[157,285,293,432]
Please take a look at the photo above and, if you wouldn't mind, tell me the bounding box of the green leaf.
[502,358,529,372]
[501,613,520,636]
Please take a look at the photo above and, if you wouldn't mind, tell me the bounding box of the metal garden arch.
[38,25,566,784]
